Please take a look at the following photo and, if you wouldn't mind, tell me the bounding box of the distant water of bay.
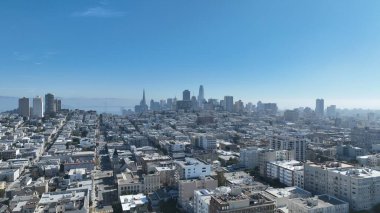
[0,96,137,115]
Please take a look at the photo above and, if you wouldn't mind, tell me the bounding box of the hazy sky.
[1,0,380,109]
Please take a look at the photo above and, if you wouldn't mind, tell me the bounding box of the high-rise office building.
[198,85,205,103]
[141,89,147,106]
[183,90,191,101]
[167,98,173,110]
[56,99,62,112]
[315,98,324,117]
[191,96,198,110]
[284,109,299,122]
[224,96,233,112]
[234,100,244,112]
[326,105,336,118]
[198,85,205,101]
[32,96,44,118]
[45,93,56,115]
[18,97,30,117]
[135,90,149,113]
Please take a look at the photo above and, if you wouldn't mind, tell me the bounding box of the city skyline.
[2,89,380,112]
[1,0,380,109]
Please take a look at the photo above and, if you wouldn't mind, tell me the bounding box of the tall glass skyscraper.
[198,85,205,105]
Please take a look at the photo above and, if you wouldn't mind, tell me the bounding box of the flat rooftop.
[331,168,380,178]
[269,160,303,171]
[120,194,148,211]
[290,195,348,209]
[265,187,311,199]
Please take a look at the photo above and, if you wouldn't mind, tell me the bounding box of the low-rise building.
[287,194,349,213]
[0,169,20,182]
[266,160,303,187]
[209,187,275,213]
[120,194,148,213]
[176,158,211,180]
[68,168,86,182]
[194,189,214,213]
[178,176,218,208]
[262,187,311,208]
[35,190,89,213]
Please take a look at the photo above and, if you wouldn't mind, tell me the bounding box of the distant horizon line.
[1,95,380,111]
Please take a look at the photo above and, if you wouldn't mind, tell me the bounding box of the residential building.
[239,147,263,169]
[194,189,214,213]
[198,135,217,150]
[287,195,349,213]
[304,162,380,211]
[259,149,295,176]
[178,177,217,208]
[262,187,311,208]
[266,160,304,187]
[35,190,89,213]
[176,158,211,180]
[120,194,148,213]
[18,97,29,117]
[209,187,275,213]
[270,133,308,161]
[44,93,56,115]
[336,144,366,161]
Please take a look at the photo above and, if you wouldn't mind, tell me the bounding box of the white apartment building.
[194,189,214,213]
[176,158,211,179]
[239,147,263,169]
[120,194,148,213]
[294,169,304,188]
[259,149,295,176]
[160,140,189,153]
[266,160,304,187]
[304,162,380,211]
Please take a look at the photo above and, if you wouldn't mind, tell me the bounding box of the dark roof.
[113,149,118,157]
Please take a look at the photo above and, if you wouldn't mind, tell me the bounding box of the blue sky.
[1,0,380,109]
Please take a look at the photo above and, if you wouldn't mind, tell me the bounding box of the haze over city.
[1,0,380,109]
[3,1,380,213]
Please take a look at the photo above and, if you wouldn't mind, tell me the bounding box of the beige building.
[117,171,161,195]
[141,172,160,194]
[178,176,218,208]
[155,166,176,186]
[117,172,141,195]
[139,153,171,173]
